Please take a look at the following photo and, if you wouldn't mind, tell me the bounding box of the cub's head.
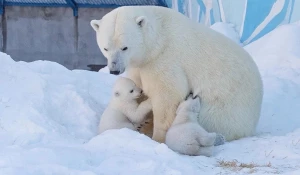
[90,7,155,75]
[176,94,201,117]
[112,77,143,102]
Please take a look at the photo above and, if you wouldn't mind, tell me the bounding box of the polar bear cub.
[98,77,152,134]
[166,94,225,156]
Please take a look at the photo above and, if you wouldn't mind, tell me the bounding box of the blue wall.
[166,0,300,44]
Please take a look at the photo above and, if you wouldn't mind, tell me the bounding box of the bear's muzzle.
[110,70,121,75]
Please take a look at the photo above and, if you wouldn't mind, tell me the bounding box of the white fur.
[98,77,152,134]
[91,6,263,143]
[166,95,217,156]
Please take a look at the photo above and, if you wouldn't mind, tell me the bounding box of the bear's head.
[176,94,201,121]
[112,77,143,102]
[90,7,161,75]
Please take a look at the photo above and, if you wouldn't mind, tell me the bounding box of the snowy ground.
[1,22,300,175]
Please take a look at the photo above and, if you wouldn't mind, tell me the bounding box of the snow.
[210,22,243,46]
[1,21,300,174]
[245,22,300,137]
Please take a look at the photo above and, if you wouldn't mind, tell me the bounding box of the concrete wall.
[1,6,113,70]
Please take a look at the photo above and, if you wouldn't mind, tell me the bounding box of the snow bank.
[210,22,242,46]
[245,22,300,136]
[0,21,300,174]
[0,53,118,146]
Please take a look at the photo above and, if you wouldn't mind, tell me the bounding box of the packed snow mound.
[0,52,118,146]
[245,22,300,75]
[1,21,300,174]
[210,22,242,46]
[293,20,300,26]
[245,22,300,136]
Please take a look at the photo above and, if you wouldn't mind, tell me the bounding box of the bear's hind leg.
[151,94,181,143]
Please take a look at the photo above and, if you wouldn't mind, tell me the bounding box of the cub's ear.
[90,19,102,31]
[136,16,147,27]
[114,91,120,97]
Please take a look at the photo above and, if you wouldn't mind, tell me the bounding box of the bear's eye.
[130,90,133,93]
[121,47,128,51]
[104,48,108,51]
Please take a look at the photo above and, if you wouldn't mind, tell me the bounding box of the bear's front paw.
[214,134,226,146]
[185,92,194,101]
[185,93,194,100]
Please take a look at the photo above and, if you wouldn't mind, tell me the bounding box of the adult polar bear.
[90,6,263,143]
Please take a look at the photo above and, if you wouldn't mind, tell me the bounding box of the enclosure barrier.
[0,0,168,71]
[0,0,168,16]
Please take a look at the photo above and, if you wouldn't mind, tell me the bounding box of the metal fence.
[0,0,167,16]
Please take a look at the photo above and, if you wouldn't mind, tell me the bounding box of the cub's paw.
[214,134,226,146]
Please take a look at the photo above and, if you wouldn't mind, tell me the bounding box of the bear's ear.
[114,91,120,97]
[90,19,101,31]
[136,16,147,27]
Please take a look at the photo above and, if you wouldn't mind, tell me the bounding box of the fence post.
[65,0,78,16]
[157,0,168,7]
[0,0,4,15]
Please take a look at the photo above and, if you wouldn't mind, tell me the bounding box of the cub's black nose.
[109,70,120,75]
[141,90,143,94]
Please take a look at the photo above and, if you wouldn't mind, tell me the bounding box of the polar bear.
[166,94,224,156]
[90,6,263,143]
[98,77,152,134]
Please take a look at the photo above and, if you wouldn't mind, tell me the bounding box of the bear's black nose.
[141,90,143,94]
[110,70,120,75]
